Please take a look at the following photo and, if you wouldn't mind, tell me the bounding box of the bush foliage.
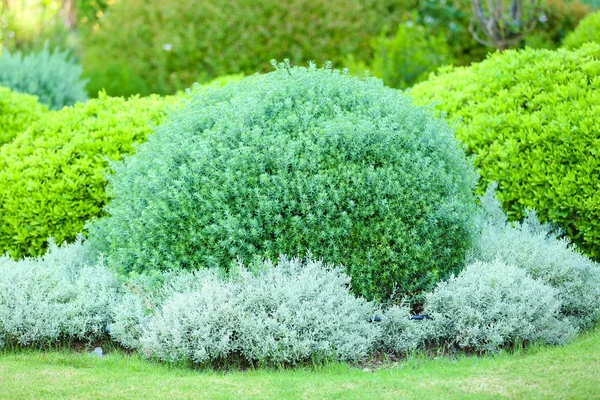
[0,238,118,348]
[0,86,47,145]
[0,44,88,110]
[469,187,600,329]
[86,64,477,301]
[0,93,177,259]
[81,0,415,96]
[410,44,600,260]
[563,11,600,48]
[113,257,379,365]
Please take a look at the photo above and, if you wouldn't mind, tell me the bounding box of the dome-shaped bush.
[563,11,600,49]
[86,63,477,301]
[0,93,178,259]
[0,86,47,145]
[410,44,600,260]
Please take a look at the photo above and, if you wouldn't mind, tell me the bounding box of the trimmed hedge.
[0,86,47,145]
[0,92,178,259]
[563,11,600,48]
[81,0,415,96]
[86,64,477,301]
[410,44,600,260]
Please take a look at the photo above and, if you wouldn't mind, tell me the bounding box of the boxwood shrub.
[563,11,600,48]
[410,44,600,260]
[86,63,477,301]
[0,93,178,259]
[0,86,47,145]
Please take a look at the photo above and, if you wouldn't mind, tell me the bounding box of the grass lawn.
[1,327,599,400]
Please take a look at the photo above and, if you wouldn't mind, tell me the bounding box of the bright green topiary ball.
[0,92,179,259]
[410,44,600,260]
[563,11,600,49]
[86,63,478,301]
[0,86,47,146]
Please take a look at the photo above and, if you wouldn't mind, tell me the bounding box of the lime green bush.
[86,63,477,301]
[563,11,600,48]
[0,92,179,259]
[81,0,415,96]
[410,44,600,260]
[0,87,47,145]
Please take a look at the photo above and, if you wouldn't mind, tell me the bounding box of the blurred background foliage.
[0,0,597,95]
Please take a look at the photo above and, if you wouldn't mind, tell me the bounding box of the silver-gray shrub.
[0,44,88,110]
[469,187,600,329]
[0,238,118,347]
[378,303,437,356]
[423,260,576,353]
[116,257,380,365]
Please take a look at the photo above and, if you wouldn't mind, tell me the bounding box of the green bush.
[0,86,47,145]
[563,11,600,48]
[86,64,478,301]
[81,0,415,96]
[0,92,178,259]
[410,44,600,260]
[525,0,591,49]
[361,23,453,89]
[0,44,88,110]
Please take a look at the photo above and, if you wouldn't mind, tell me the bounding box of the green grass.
[1,328,599,399]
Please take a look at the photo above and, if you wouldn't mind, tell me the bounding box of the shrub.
[364,23,453,89]
[115,257,379,365]
[86,64,478,301]
[423,260,577,353]
[0,92,178,259]
[468,187,600,329]
[81,0,415,96]
[410,44,600,260]
[0,86,47,145]
[0,44,88,110]
[378,304,437,356]
[0,238,119,348]
[563,11,600,48]
[525,0,591,49]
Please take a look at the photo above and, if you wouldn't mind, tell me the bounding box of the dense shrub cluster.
[112,257,379,365]
[0,93,178,259]
[563,11,600,48]
[86,64,478,301]
[0,86,47,145]
[81,0,415,96]
[0,238,118,348]
[423,259,577,353]
[410,44,600,260]
[468,187,600,329]
[0,45,88,110]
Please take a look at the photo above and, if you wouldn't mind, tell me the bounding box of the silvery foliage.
[0,237,118,347]
[113,257,380,365]
[468,186,600,329]
[378,303,437,355]
[423,259,577,353]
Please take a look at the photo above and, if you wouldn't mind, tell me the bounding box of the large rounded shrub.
[563,11,600,49]
[410,44,600,260]
[0,86,47,145]
[0,93,178,259]
[81,0,415,96]
[86,64,477,301]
